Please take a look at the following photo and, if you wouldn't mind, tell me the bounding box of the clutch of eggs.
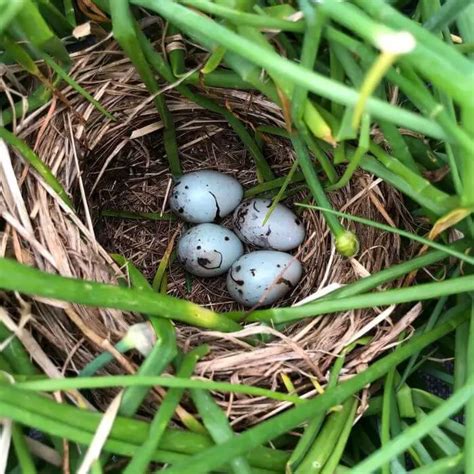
[172,170,304,306]
[170,170,243,223]
[233,198,305,251]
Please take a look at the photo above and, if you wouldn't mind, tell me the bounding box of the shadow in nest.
[3,37,423,426]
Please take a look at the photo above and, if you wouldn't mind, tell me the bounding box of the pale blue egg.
[227,251,303,306]
[233,199,305,251]
[170,170,243,223]
[178,224,244,277]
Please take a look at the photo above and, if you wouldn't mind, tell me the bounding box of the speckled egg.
[226,251,303,307]
[177,224,244,277]
[233,199,305,251]
[170,170,243,223]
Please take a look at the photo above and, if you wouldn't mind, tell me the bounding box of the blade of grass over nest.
[0,385,289,471]
[135,33,275,182]
[110,0,180,176]
[132,0,448,140]
[320,400,358,474]
[11,0,69,64]
[107,8,275,182]
[415,407,460,456]
[11,423,37,474]
[0,0,25,34]
[118,320,177,418]
[247,275,474,324]
[101,209,175,221]
[157,308,470,474]
[352,376,474,473]
[368,142,459,215]
[79,338,132,377]
[380,352,398,474]
[326,113,370,191]
[245,171,305,198]
[124,346,208,474]
[355,0,474,75]
[40,54,115,121]
[262,159,299,225]
[17,376,302,404]
[0,127,72,208]
[296,204,474,265]
[191,389,252,474]
[0,258,240,332]
[290,0,337,179]
[0,34,45,79]
[180,0,304,33]
[379,121,418,173]
[291,134,359,257]
[465,301,474,473]
[110,255,204,433]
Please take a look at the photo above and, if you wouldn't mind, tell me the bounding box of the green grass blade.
[0,0,25,34]
[0,127,73,208]
[11,423,37,474]
[191,389,252,474]
[291,134,359,257]
[12,0,69,64]
[17,376,302,404]
[0,258,240,332]
[247,275,474,324]
[0,384,288,471]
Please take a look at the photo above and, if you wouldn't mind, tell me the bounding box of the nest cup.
[3,38,417,426]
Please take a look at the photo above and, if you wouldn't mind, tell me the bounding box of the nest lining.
[1,38,420,426]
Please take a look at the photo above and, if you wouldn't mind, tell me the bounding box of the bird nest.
[1,37,420,427]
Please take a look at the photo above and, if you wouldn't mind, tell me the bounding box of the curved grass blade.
[17,376,302,404]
